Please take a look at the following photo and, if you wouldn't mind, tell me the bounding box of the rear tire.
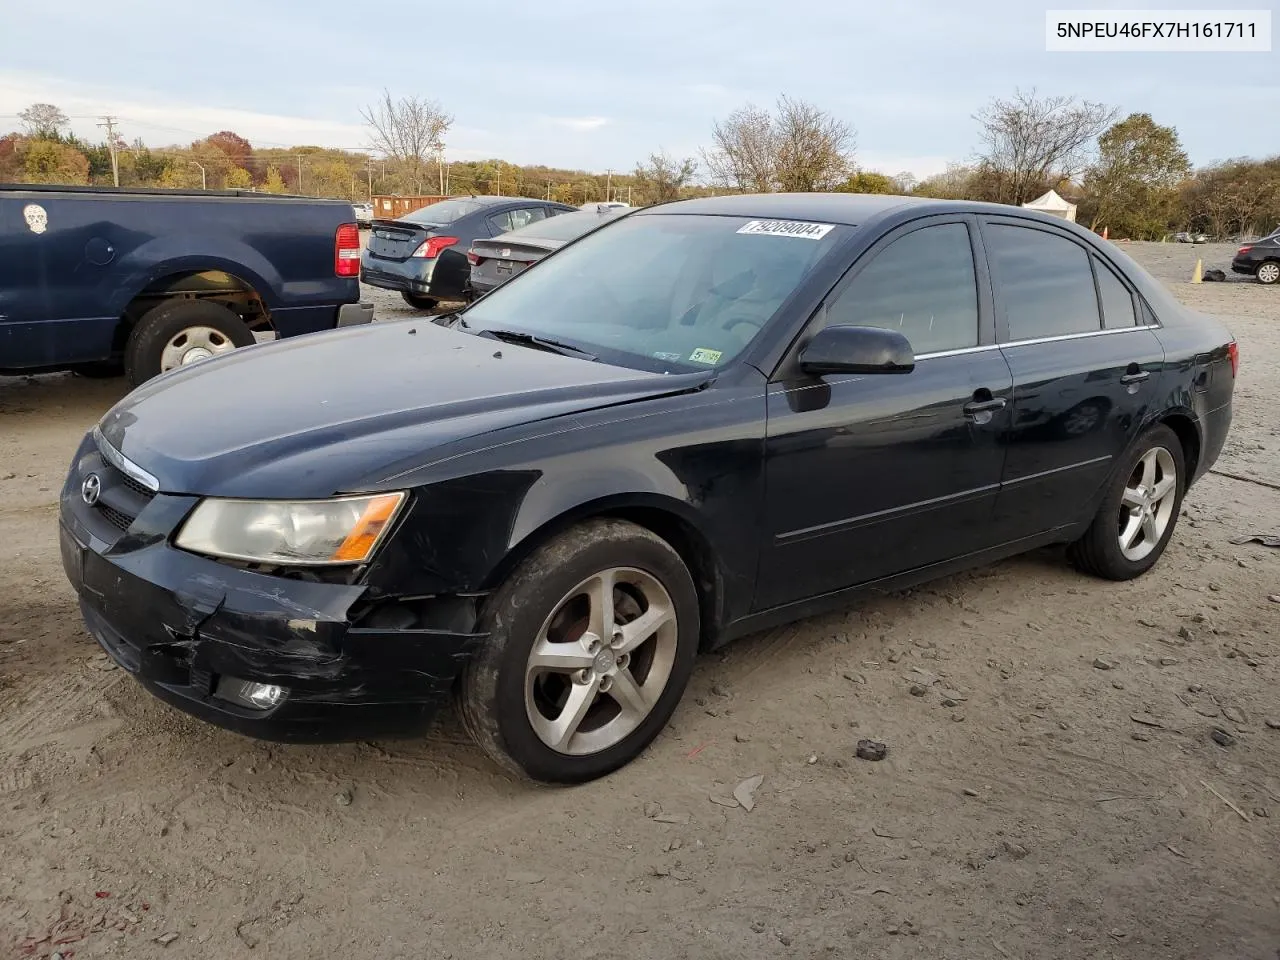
[1256,260,1279,285]
[401,292,438,311]
[458,519,700,783]
[124,300,254,387]
[1067,424,1184,581]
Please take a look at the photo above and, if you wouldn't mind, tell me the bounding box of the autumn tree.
[263,165,287,194]
[974,89,1116,205]
[1080,113,1190,239]
[633,151,698,203]
[837,171,896,194]
[362,90,453,194]
[23,140,90,184]
[704,97,853,193]
[204,131,254,171]
[18,103,68,140]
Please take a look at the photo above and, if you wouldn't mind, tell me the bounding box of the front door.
[757,218,1013,611]
[979,218,1167,541]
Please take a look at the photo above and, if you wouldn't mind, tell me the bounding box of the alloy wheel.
[1117,446,1178,561]
[524,567,678,756]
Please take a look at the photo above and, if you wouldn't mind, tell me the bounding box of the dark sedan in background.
[467,205,629,297]
[59,194,1236,786]
[360,195,577,309]
[1231,229,1280,284]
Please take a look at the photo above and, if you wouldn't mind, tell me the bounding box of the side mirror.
[798,324,915,375]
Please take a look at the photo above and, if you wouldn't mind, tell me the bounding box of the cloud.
[546,116,611,132]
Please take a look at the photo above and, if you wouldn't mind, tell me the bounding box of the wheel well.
[115,270,271,350]
[487,503,724,650]
[1159,413,1201,481]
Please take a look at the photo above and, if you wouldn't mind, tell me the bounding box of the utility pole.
[496,168,501,197]
[546,180,551,200]
[96,116,120,186]
[366,161,373,198]
[190,160,207,190]
[296,155,304,194]
[605,169,613,202]
[627,186,632,206]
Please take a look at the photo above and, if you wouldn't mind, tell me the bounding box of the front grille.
[97,503,134,531]
[118,472,154,500]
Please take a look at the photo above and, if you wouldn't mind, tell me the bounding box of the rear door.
[980,217,1166,541]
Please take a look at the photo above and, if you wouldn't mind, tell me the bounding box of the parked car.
[352,202,374,228]
[360,196,577,309]
[59,194,1236,784]
[1231,229,1280,284]
[1,184,372,385]
[466,206,629,297]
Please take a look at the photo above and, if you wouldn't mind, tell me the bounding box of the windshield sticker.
[689,348,723,365]
[652,351,683,362]
[737,219,833,240]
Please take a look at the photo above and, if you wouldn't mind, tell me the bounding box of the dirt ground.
[1,242,1277,960]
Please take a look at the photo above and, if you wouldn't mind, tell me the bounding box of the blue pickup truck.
[1,184,373,385]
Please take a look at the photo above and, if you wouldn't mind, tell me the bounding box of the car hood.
[99,321,712,498]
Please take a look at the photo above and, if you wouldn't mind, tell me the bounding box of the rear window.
[401,198,489,225]
[510,211,620,242]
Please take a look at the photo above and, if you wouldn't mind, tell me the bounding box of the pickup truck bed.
[1,183,372,384]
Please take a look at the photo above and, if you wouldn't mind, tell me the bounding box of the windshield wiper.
[477,328,598,362]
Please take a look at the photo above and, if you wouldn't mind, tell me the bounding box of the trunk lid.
[366,219,435,262]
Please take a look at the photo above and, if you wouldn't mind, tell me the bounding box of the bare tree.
[773,95,855,192]
[703,97,854,193]
[19,102,69,140]
[703,103,777,193]
[634,151,698,203]
[891,171,919,194]
[361,91,453,195]
[974,89,1116,205]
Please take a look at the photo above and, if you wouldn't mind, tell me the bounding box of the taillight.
[335,223,360,277]
[1238,245,1252,254]
[466,251,483,266]
[412,236,459,259]
[1228,341,1239,377]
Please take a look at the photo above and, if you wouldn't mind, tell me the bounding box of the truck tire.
[124,300,255,387]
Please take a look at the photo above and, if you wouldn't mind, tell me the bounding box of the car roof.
[643,192,936,226]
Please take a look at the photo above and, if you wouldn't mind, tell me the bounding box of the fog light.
[215,676,288,710]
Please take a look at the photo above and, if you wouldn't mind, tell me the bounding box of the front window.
[459,214,845,372]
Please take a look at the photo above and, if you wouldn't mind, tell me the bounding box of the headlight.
[174,492,406,566]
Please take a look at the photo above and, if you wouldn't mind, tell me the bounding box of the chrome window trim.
[92,426,160,492]
[914,323,1160,361]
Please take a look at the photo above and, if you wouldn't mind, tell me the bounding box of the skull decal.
[23,204,48,234]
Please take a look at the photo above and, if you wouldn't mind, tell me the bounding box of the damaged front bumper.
[58,492,484,743]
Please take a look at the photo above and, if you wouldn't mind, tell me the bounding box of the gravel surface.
[1,242,1277,959]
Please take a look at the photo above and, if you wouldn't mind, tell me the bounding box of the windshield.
[400,198,489,225]
[460,213,844,372]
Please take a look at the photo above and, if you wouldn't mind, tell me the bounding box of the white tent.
[1022,189,1077,223]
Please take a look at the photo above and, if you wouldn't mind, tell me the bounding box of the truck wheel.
[401,292,438,311]
[124,300,254,386]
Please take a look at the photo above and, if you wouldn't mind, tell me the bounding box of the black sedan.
[360,195,577,309]
[1231,229,1280,284]
[59,194,1237,784]
[466,206,629,297]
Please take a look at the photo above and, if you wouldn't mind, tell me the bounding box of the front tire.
[1067,424,1184,581]
[1255,260,1279,285]
[401,292,439,311]
[459,519,700,783]
[124,300,254,387]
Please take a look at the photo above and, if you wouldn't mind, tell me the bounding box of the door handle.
[963,398,1008,416]
[1120,370,1150,385]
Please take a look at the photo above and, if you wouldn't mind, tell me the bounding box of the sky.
[0,0,1275,180]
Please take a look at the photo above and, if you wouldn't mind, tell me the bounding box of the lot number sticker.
[737,219,833,240]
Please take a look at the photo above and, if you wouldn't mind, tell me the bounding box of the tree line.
[4,93,1278,239]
